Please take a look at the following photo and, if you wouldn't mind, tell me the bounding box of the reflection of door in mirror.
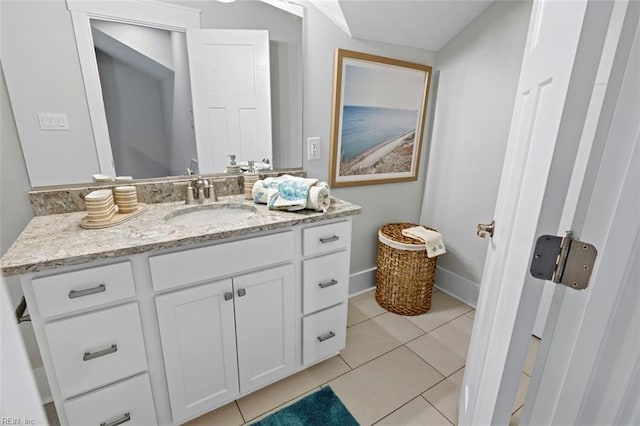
[92,20,197,179]
[188,29,272,174]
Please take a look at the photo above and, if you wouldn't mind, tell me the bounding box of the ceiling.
[333,0,495,52]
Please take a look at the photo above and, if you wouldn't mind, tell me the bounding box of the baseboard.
[348,267,377,295]
[435,266,480,308]
[33,366,52,404]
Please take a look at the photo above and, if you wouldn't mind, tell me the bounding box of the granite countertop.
[1,195,361,276]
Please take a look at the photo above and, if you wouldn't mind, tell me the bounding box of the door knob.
[477,220,495,238]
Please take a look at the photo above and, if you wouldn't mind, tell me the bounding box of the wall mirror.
[69,0,303,181]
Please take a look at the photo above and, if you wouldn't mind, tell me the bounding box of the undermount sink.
[165,203,257,226]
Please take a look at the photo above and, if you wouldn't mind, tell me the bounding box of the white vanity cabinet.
[21,261,158,426]
[16,218,353,426]
[155,264,295,423]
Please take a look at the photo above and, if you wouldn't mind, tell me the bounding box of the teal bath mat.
[252,386,359,426]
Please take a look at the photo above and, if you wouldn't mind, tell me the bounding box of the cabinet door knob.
[100,412,131,426]
[83,344,118,361]
[68,283,106,299]
[318,279,338,289]
[317,331,336,342]
[224,292,233,301]
[237,288,247,297]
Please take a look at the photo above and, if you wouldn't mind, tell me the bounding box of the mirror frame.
[67,0,202,176]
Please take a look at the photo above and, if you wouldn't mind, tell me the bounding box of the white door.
[156,279,239,424]
[460,1,628,424]
[234,264,295,394]
[523,8,640,424]
[187,29,272,173]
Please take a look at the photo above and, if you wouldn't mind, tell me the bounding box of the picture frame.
[329,49,432,187]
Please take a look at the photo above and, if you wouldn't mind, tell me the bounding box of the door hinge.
[530,231,597,290]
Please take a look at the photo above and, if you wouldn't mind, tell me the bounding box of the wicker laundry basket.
[375,223,437,316]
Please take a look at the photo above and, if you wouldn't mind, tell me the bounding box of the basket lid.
[379,223,436,245]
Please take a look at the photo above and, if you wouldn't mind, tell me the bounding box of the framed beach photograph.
[329,49,432,187]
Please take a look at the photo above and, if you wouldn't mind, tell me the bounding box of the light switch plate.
[307,137,320,160]
[38,113,69,130]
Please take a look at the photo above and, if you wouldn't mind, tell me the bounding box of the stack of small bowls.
[114,186,138,213]
[85,190,117,222]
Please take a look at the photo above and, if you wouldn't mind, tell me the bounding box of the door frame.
[461,0,628,424]
[66,0,201,176]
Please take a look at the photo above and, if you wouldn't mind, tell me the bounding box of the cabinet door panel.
[156,279,238,424]
[234,264,295,393]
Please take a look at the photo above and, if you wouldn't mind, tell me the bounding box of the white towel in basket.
[402,226,446,258]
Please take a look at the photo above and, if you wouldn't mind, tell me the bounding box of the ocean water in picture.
[341,105,417,162]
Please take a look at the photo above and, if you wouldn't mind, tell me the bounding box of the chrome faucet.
[185,176,217,204]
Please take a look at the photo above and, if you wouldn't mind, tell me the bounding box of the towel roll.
[307,182,330,213]
[252,179,268,204]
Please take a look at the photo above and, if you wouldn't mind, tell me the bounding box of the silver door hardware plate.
[530,232,597,290]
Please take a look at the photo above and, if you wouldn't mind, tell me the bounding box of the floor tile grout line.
[347,309,388,328]
[403,342,458,381]
[405,307,475,336]
[371,395,435,426]
[235,400,246,424]
[240,386,323,424]
[420,394,457,426]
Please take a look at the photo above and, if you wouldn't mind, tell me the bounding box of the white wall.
[96,51,171,178]
[300,2,437,292]
[420,0,532,305]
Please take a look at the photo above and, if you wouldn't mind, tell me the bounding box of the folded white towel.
[252,175,330,212]
[402,226,446,258]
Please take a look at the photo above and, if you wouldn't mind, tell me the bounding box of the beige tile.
[510,406,523,425]
[513,373,531,413]
[237,355,350,421]
[406,315,473,376]
[406,292,473,333]
[246,387,321,425]
[44,403,60,426]
[422,368,465,424]
[185,401,244,426]
[523,337,540,377]
[329,346,444,425]
[347,289,386,327]
[465,309,476,320]
[341,312,425,368]
[376,397,452,426]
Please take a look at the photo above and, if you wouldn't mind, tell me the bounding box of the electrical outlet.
[307,137,320,160]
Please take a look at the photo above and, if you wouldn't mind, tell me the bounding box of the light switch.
[38,113,69,130]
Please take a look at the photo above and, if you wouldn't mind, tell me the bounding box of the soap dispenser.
[226,155,240,174]
[243,160,259,200]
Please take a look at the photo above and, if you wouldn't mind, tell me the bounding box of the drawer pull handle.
[224,292,233,301]
[238,288,247,297]
[68,284,106,299]
[318,279,338,289]
[317,331,336,342]
[319,235,340,244]
[83,344,118,361]
[100,412,131,426]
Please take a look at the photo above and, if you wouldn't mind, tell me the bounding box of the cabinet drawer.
[64,373,157,426]
[302,303,347,365]
[32,261,135,319]
[45,303,148,398]
[302,221,350,257]
[302,251,349,315]
[150,231,294,291]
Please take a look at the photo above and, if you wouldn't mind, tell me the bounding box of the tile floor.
[45,289,539,425]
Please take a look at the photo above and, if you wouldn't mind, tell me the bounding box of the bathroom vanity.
[1,194,360,425]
